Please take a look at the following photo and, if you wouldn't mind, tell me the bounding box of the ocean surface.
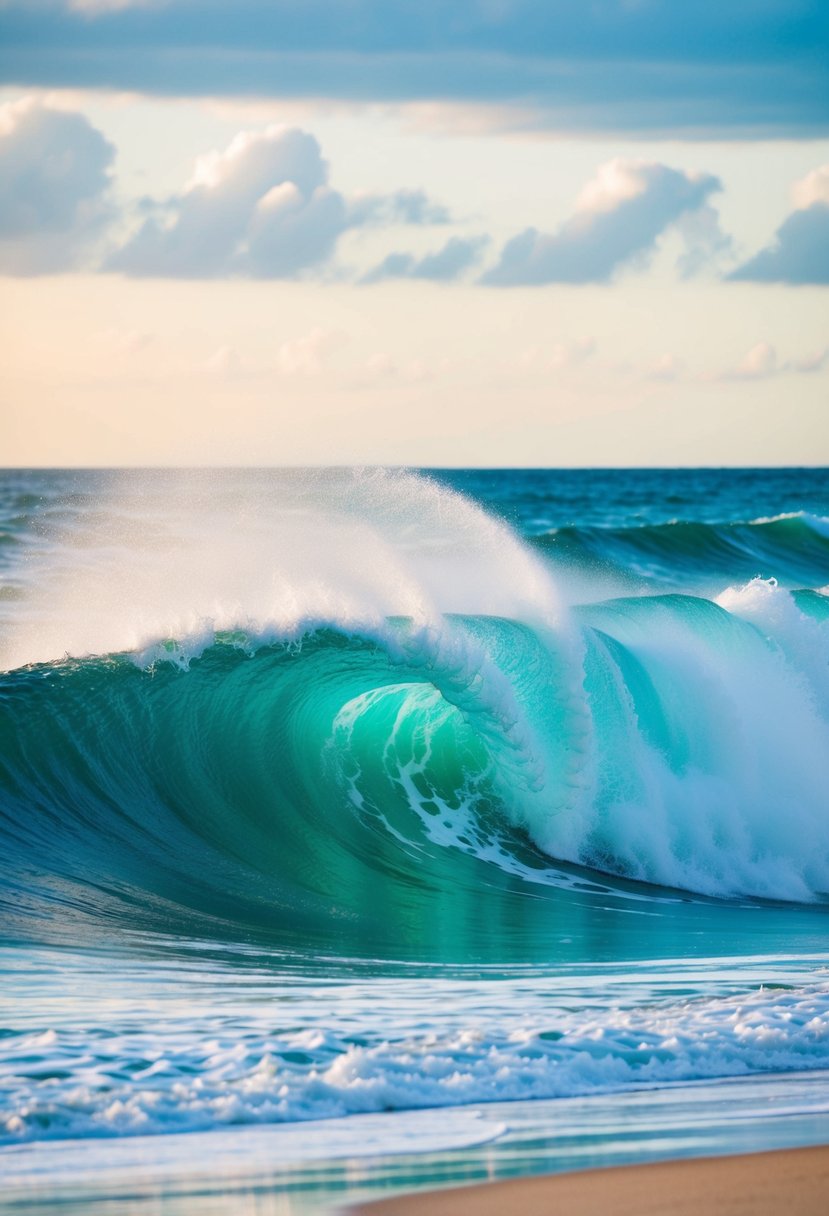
[1,466,828,1214]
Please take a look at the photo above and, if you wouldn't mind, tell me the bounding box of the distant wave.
[535,512,829,586]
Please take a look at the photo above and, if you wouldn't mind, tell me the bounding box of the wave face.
[1,468,828,961]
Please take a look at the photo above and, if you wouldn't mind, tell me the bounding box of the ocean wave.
[3,980,827,1143]
[535,511,829,587]
[1,470,828,956]
[1,580,827,956]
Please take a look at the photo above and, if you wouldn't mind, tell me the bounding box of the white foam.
[2,981,828,1144]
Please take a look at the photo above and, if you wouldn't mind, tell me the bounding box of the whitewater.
[0,466,828,1214]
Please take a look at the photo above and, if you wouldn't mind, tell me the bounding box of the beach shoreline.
[347,1143,829,1216]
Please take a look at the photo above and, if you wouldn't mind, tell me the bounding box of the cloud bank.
[5,99,824,296]
[1,1,826,136]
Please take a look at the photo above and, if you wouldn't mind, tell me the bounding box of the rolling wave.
[1,470,827,958]
[1,586,827,956]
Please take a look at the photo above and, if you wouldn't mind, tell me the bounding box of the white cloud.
[97,327,153,354]
[482,159,722,285]
[789,346,829,374]
[275,327,344,375]
[110,125,348,279]
[714,341,828,381]
[0,96,115,274]
[362,236,488,284]
[791,165,829,210]
[549,337,596,369]
[647,353,685,381]
[736,341,777,379]
[575,159,649,214]
[109,124,453,280]
[731,164,829,285]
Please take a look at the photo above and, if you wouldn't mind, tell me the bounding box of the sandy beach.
[348,1144,829,1216]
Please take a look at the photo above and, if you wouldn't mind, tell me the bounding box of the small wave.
[536,512,829,587]
[3,980,827,1143]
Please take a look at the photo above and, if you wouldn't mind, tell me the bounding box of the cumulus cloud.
[362,236,488,283]
[790,346,829,373]
[0,96,115,274]
[734,341,778,379]
[647,352,685,381]
[108,126,454,279]
[791,165,829,210]
[716,341,828,380]
[109,125,349,278]
[275,327,344,375]
[730,165,829,284]
[482,159,722,286]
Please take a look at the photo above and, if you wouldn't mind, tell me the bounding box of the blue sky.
[1,1,827,464]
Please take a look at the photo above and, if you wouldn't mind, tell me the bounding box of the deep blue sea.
[1,467,828,1214]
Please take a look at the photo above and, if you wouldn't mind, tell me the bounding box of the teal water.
[0,468,827,1212]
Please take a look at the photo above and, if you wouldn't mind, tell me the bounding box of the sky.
[1,0,828,466]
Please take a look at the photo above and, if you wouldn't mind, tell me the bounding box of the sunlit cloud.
[275,327,345,375]
[482,160,722,285]
[108,124,453,279]
[730,164,829,285]
[713,340,829,380]
[109,125,346,278]
[0,95,115,273]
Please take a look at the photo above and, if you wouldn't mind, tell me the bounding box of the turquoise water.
[0,467,827,1211]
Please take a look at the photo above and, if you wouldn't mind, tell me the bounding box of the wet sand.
[348,1144,829,1216]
